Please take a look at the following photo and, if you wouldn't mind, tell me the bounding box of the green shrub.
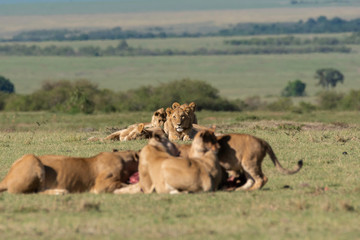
[4,94,30,111]
[316,91,344,110]
[266,98,294,111]
[340,90,360,110]
[281,80,306,97]
[0,75,15,93]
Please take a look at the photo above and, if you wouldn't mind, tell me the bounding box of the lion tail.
[264,140,303,175]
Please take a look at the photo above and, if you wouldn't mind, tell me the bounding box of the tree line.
[224,32,360,46]
[0,40,352,57]
[2,16,360,42]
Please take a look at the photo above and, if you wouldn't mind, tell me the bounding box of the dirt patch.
[216,120,355,132]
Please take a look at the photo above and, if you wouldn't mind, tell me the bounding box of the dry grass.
[1,7,360,37]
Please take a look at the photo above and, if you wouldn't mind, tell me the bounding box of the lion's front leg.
[182,134,191,141]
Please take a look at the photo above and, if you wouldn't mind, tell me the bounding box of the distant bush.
[281,80,306,97]
[0,75,15,93]
[3,79,241,113]
[266,98,294,111]
[316,91,344,110]
[117,79,241,111]
[3,78,360,113]
[340,90,360,110]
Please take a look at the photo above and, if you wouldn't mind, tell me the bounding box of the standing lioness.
[216,133,303,191]
[177,133,303,191]
[0,150,139,194]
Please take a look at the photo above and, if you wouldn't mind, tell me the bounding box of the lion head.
[166,106,193,134]
[151,108,166,127]
[171,102,197,124]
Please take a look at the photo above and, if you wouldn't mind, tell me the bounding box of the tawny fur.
[0,150,139,194]
[163,106,196,141]
[172,102,198,124]
[178,133,303,191]
[138,130,224,194]
[104,108,166,141]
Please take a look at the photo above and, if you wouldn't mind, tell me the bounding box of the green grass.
[0,51,359,100]
[0,110,359,239]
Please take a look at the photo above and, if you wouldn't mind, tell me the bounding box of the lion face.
[151,108,166,127]
[148,131,180,156]
[190,130,221,158]
[168,107,192,133]
[171,102,197,124]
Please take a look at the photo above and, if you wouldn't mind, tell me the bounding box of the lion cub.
[0,150,139,194]
[138,130,226,194]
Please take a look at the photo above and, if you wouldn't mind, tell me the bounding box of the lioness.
[104,123,161,141]
[178,133,303,191]
[171,102,198,124]
[163,106,196,141]
[138,130,225,194]
[104,108,166,141]
[0,150,139,194]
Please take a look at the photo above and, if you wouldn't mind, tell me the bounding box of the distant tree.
[0,75,15,93]
[315,68,344,89]
[117,40,129,50]
[281,79,306,97]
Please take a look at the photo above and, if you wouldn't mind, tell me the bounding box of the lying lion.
[0,150,139,194]
[178,133,303,191]
[137,130,226,194]
[103,108,166,141]
[103,123,166,141]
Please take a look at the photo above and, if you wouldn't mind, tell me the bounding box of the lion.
[104,123,162,141]
[103,108,166,141]
[137,130,226,194]
[0,150,139,194]
[177,133,303,191]
[171,102,197,124]
[163,106,196,141]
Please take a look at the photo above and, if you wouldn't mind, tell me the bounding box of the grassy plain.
[0,50,359,100]
[0,110,359,239]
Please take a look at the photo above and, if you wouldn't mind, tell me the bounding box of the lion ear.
[184,106,191,115]
[172,102,180,109]
[133,151,140,161]
[166,107,172,116]
[189,102,196,112]
[217,135,231,145]
[137,123,145,132]
[153,132,162,141]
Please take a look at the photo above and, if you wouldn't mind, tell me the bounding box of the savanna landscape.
[0,0,359,239]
